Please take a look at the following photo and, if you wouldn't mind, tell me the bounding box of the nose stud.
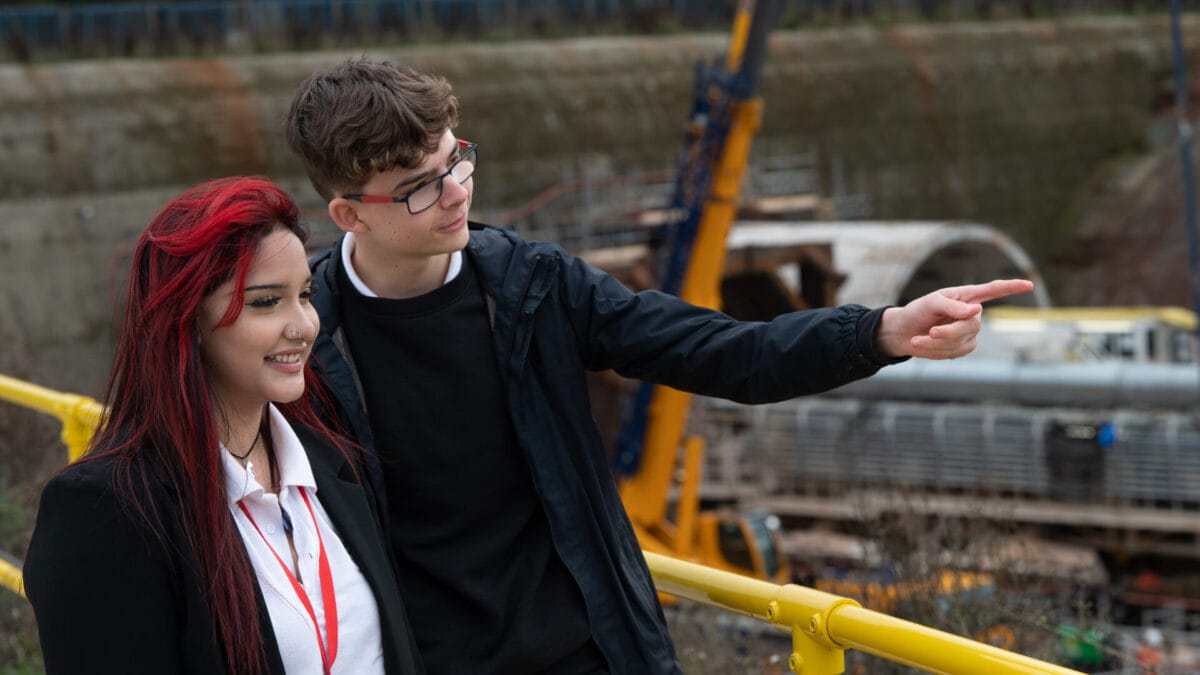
[287,328,309,349]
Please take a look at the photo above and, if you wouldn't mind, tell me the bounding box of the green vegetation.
[0,480,41,672]
[0,338,57,673]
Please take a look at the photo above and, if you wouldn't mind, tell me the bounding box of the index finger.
[947,279,1035,305]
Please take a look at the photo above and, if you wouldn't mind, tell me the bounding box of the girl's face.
[198,227,317,417]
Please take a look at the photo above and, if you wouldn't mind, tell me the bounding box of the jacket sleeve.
[557,249,904,404]
[24,467,183,674]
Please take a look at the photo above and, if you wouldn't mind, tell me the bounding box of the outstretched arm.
[875,279,1035,360]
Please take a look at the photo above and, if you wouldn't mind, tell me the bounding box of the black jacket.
[309,224,899,674]
[24,425,422,675]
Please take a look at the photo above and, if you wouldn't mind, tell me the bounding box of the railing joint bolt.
[766,600,779,621]
[788,652,803,673]
[808,612,822,636]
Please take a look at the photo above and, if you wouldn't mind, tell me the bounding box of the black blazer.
[24,425,423,675]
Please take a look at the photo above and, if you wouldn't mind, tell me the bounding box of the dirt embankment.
[1056,103,1200,308]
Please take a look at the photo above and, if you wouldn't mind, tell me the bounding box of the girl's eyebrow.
[244,276,312,292]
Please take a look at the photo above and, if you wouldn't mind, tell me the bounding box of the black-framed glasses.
[342,140,477,215]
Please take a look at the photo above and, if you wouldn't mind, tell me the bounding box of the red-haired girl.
[24,177,422,675]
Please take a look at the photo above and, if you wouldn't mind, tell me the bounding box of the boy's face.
[342,129,473,262]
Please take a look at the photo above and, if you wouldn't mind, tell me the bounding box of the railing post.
[60,396,103,462]
[788,622,841,674]
[0,374,104,462]
[766,587,860,674]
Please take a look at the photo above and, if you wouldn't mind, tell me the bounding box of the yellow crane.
[614,0,789,584]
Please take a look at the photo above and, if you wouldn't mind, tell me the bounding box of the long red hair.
[84,176,354,674]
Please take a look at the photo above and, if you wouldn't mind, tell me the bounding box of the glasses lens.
[407,180,442,214]
[406,145,476,215]
[451,147,477,184]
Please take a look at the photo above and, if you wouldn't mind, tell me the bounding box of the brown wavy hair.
[286,57,459,200]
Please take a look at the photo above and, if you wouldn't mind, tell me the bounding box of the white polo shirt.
[223,404,384,674]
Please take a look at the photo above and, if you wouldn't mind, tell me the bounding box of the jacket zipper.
[507,254,554,371]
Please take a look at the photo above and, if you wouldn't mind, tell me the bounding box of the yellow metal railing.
[0,373,103,463]
[0,552,24,599]
[0,375,1086,672]
[645,551,1083,675]
[0,374,105,598]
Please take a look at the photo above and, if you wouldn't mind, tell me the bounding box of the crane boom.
[615,0,788,582]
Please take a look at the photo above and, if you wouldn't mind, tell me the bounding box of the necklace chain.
[229,427,263,467]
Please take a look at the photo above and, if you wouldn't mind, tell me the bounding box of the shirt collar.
[222,403,317,503]
[341,232,462,298]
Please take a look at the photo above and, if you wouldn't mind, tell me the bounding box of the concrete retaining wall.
[0,16,1194,378]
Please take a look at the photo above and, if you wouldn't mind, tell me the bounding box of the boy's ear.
[328,198,367,235]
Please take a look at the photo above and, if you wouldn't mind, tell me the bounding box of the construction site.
[3,2,1200,672]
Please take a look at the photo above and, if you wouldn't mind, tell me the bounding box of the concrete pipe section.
[725,220,1050,309]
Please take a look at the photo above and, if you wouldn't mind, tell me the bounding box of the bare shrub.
[0,334,58,671]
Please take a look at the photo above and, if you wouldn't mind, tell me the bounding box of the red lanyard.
[239,487,339,675]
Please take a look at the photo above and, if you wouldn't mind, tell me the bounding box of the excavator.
[609,0,792,585]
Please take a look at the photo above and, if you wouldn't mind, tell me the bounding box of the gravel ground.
[666,602,794,674]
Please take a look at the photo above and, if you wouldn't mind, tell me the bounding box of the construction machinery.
[610,0,791,585]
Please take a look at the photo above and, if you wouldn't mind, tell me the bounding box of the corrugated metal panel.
[700,397,1200,505]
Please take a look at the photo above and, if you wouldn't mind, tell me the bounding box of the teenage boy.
[286,58,1033,675]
